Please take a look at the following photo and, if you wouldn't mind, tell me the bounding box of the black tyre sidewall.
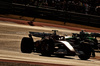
[21,37,34,53]
[78,44,91,60]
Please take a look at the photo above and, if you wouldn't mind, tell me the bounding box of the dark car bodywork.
[21,30,98,60]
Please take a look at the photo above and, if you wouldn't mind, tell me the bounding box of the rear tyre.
[78,43,91,60]
[41,42,51,56]
[21,37,34,53]
[41,39,54,56]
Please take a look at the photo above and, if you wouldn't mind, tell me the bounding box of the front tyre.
[21,37,34,53]
[78,44,91,60]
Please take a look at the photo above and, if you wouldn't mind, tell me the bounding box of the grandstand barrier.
[0,2,100,27]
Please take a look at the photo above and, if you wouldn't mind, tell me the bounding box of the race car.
[65,30,100,49]
[21,30,94,60]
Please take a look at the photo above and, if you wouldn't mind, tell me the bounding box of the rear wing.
[29,30,58,37]
[29,32,52,37]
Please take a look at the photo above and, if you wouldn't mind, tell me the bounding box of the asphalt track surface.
[0,19,100,66]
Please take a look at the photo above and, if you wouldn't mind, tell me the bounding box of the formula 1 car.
[65,30,100,49]
[21,30,94,60]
